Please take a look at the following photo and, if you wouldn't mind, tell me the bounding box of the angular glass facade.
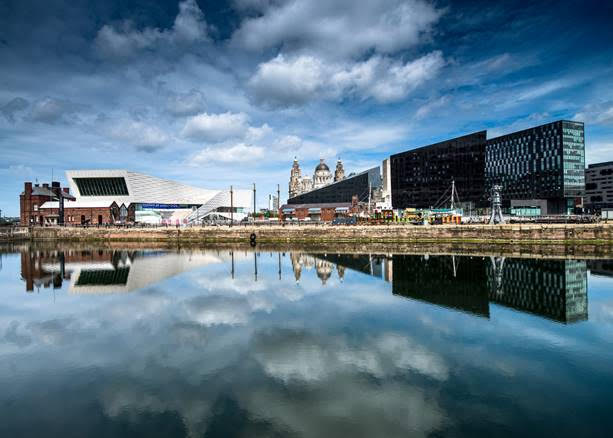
[485,120,585,214]
[390,131,487,209]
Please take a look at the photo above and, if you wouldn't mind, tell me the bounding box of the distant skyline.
[1,0,613,216]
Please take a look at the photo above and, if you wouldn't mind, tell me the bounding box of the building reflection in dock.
[20,249,227,294]
[19,248,589,323]
[587,260,613,278]
[308,253,589,324]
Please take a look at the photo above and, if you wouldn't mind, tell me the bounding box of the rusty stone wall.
[25,223,613,244]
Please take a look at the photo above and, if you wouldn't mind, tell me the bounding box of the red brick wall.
[28,207,115,225]
[20,194,57,226]
[64,207,115,225]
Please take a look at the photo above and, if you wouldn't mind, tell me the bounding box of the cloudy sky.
[1,0,612,215]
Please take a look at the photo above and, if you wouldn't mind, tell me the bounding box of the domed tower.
[289,157,302,199]
[334,158,345,182]
[313,159,333,189]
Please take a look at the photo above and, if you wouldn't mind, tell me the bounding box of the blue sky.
[1,0,612,216]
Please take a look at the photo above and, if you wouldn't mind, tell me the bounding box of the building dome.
[315,159,330,172]
[313,159,333,189]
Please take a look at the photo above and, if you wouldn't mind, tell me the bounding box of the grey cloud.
[169,322,209,348]
[93,0,209,60]
[136,144,164,153]
[3,321,32,347]
[241,377,447,438]
[26,317,80,346]
[1,97,29,122]
[166,89,206,116]
[29,97,86,124]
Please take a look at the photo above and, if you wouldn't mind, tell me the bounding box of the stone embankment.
[24,223,613,245]
[0,227,29,242]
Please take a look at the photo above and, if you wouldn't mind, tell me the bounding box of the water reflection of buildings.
[21,249,227,294]
[290,253,393,285]
[587,260,613,278]
[306,253,588,324]
[20,248,590,323]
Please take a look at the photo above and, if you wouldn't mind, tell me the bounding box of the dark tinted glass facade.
[584,161,613,211]
[391,255,587,323]
[74,177,129,196]
[287,167,381,205]
[485,120,585,213]
[390,131,486,209]
[486,259,587,323]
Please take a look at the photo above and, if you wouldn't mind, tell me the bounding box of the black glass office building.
[485,120,585,215]
[287,167,381,205]
[390,131,487,209]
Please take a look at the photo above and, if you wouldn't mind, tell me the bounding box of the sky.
[1,0,613,216]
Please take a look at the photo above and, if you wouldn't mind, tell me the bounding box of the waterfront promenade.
[5,223,613,245]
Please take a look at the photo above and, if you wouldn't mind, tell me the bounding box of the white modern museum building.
[60,169,252,225]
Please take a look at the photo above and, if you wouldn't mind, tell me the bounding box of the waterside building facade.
[390,131,487,210]
[485,120,585,215]
[584,161,613,212]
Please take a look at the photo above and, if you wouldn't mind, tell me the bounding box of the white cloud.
[231,0,442,59]
[108,120,169,151]
[415,95,450,119]
[516,78,576,102]
[94,0,208,59]
[574,101,613,125]
[254,330,448,383]
[249,54,324,106]
[249,51,444,107]
[181,111,250,142]
[193,142,265,164]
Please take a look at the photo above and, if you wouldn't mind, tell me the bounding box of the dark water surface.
[1,244,613,437]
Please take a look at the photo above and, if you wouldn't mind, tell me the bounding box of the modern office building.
[390,131,487,210]
[287,166,381,205]
[584,161,613,212]
[389,120,586,215]
[485,120,585,215]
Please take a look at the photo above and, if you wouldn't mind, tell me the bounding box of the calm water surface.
[1,245,613,437]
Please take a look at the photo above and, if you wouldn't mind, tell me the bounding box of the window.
[74,177,129,196]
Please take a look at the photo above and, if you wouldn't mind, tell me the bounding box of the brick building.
[20,181,133,226]
[20,182,75,226]
[279,198,362,222]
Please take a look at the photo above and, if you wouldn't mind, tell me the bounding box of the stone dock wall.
[0,227,29,242]
[24,223,613,244]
